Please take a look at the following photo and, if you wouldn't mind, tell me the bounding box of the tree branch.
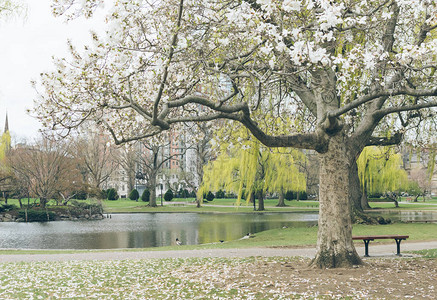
[366,131,403,146]
[374,101,437,118]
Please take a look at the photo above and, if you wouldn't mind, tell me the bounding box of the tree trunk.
[349,159,365,212]
[249,192,256,211]
[149,175,158,207]
[360,189,371,210]
[277,189,286,207]
[311,135,362,268]
[257,190,265,211]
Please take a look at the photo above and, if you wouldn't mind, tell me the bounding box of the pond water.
[1,211,435,250]
[370,211,437,222]
[0,212,318,250]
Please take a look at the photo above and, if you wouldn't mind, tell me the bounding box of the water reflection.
[369,211,437,222]
[0,212,318,250]
[2,211,433,250]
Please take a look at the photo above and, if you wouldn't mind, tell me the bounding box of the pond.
[1,211,435,250]
[0,212,318,250]
[370,211,437,222]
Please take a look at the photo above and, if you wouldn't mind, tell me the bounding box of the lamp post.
[160,184,163,206]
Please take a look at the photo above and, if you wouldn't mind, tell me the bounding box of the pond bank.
[1,240,437,263]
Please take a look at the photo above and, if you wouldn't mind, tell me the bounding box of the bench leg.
[395,238,405,256]
[363,240,370,257]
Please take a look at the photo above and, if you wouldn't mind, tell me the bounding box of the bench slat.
[352,235,409,240]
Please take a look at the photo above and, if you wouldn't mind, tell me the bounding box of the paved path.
[1,241,437,263]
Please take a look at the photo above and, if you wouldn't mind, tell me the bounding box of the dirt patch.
[179,257,437,298]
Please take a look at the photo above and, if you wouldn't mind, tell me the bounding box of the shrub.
[296,191,308,200]
[215,189,225,199]
[107,188,119,200]
[129,189,140,201]
[70,200,103,215]
[178,188,190,198]
[18,209,56,222]
[206,191,215,201]
[141,189,150,202]
[0,204,18,212]
[73,190,88,200]
[285,191,295,201]
[164,189,174,201]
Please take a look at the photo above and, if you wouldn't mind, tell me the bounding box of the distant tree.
[206,191,215,202]
[358,147,409,208]
[135,136,182,207]
[285,191,294,201]
[129,189,139,201]
[73,130,118,193]
[201,132,305,210]
[106,188,119,201]
[164,189,173,202]
[141,189,150,202]
[215,189,225,199]
[8,136,78,208]
[409,168,431,202]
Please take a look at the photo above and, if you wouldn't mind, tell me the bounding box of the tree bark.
[276,189,286,207]
[257,190,265,211]
[311,134,362,268]
[149,174,158,207]
[360,189,371,210]
[349,159,364,213]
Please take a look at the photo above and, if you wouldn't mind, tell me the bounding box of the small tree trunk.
[149,174,158,207]
[360,189,371,210]
[196,191,202,208]
[257,190,265,211]
[250,192,256,211]
[349,159,368,212]
[18,198,23,209]
[311,135,362,268]
[276,189,286,207]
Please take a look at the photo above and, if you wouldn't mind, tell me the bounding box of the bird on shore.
[175,238,182,246]
[241,233,255,239]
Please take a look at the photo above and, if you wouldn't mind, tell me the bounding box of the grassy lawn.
[5,197,437,213]
[368,201,437,210]
[100,197,320,213]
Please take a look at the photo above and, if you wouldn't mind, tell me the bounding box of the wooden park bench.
[352,235,409,257]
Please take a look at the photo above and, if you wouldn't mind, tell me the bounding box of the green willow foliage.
[199,131,306,205]
[357,146,409,195]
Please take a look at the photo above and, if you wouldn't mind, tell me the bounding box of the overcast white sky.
[0,0,105,143]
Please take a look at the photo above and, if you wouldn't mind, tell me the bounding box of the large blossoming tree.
[35,0,437,268]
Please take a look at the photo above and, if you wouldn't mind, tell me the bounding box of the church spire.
[4,112,8,134]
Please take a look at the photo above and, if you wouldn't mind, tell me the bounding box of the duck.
[241,233,255,239]
[176,238,182,246]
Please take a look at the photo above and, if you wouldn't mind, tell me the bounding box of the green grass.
[99,197,319,213]
[6,197,437,213]
[368,201,437,210]
[410,249,437,258]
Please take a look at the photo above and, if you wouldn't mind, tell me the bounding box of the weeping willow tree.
[357,146,409,208]
[199,130,306,210]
